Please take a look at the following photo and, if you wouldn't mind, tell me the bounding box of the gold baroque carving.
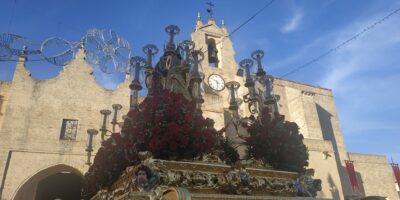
[90,159,298,199]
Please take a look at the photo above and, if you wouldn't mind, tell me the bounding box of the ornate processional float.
[0,13,321,200]
[78,24,321,200]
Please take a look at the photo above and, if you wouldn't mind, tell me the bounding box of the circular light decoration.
[83,29,131,74]
[0,33,24,57]
[0,33,40,59]
[0,45,11,60]
[41,37,74,66]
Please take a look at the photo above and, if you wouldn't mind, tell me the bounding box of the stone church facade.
[0,17,398,200]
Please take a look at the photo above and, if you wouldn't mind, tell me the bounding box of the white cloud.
[316,11,400,145]
[318,14,400,92]
[281,11,303,33]
[275,7,400,161]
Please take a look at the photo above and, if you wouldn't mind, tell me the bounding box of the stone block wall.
[304,139,344,199]
[0,51,133,199]
[0,18,396,200]
[348,153,399,200]
[275,78,353,197]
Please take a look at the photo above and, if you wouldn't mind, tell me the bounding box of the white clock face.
[208,74,225,91]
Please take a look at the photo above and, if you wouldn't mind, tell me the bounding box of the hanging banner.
[391,163,400,189]
[345,160,361,193]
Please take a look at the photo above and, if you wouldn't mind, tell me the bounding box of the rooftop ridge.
[274,76,332,91]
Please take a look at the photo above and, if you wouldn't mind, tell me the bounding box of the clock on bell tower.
[190,13,246,133]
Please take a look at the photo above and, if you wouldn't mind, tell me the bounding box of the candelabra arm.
[86,151,92,166]
[111,104,122,134]
[85,129,98,166]
[130,89,139,109]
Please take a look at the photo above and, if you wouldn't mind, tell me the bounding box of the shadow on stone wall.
[328,173,340,199]
[316,103,351,197]
[356,171,366,196]
[316,104,337,154]
[0,95,4,115]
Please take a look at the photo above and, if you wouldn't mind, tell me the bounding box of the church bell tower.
[190,11,248,146]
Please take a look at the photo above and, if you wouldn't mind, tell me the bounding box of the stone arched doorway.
[12,164,84,200]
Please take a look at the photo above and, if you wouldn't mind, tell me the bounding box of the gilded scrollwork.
[150,166,294,195]
[90,159,298,199]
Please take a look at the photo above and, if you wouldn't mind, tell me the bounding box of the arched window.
[207,38,219,67]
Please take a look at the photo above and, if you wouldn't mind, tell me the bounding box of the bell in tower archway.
[207,38,219,66]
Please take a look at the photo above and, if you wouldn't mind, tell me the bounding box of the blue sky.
[1,0,399,163]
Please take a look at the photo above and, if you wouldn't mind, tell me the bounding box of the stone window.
[60,119,78,140]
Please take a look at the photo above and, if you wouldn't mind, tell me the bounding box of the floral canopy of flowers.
[82,133,128,199]
[82,89,226,198]
[81,88,309,199]
[123,89,219,161]
[244,107,309,173]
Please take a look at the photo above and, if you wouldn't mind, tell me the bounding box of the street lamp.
[129,56,146,109]
[165,25,180,51]
[143,44,158,91]
[99,109,111,141]
[189,50,205,109]
[85,129,98,165]
[110,104,123,134]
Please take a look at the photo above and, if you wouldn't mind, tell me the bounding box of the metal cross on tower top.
[206,2,215,19]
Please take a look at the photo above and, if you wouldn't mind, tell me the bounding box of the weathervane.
[206,2,215,19]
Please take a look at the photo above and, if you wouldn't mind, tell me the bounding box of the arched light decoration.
[164,25,180,51]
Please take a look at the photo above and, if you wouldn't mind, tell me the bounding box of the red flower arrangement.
[81,133,128,199]
[244,107,309,173]
[123,89,218,161]
[82,89,235,198]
